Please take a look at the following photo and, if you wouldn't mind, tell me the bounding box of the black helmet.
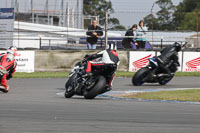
[173,42,181,52]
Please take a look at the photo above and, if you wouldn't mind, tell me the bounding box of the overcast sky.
[110,0,182,28]
[0,0,182,28]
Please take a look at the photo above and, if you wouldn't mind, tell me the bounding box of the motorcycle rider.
[83,42,120,93]
[155,42,181,77]
[0,46,17,93]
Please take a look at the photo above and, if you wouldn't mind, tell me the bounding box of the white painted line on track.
[56,92,65,97]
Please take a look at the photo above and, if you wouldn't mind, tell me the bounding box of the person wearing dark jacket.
[86,20,103,49]
[156,42,181,77]
[122,24,138,49]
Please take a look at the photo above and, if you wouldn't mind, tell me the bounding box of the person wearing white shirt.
[136,20,148,49]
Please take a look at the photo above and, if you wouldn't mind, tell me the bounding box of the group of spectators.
[122,20,148,49]
[86,19,148,50]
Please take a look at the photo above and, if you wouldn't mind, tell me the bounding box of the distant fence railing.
[0,29,200,50]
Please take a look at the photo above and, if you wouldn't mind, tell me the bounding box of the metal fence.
[1,10,200,50]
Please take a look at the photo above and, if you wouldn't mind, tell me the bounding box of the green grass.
[125,89,200,102]
[13,72,69,78]
[115,71,135,77]
[116,71,200,77]
[175,72,200,76]
[13,71,200,78]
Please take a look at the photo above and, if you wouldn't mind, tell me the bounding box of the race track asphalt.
[0,77,200,133]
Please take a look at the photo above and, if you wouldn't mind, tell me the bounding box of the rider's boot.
[0,85,9,93]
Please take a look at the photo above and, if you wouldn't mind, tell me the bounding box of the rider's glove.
[174,62,180,67]
[84,54,90,60]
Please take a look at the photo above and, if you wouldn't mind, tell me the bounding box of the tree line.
[84,0,200,31]
[83,0,126,30]
[144,0,200,31]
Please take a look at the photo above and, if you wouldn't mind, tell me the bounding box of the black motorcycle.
[65,59,117,99]
[132,57,179,86]
[132,42,187,86]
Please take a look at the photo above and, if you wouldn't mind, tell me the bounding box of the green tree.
[83,0,126,30]
[173,0,200,31]
[156,0,175,30]
[178,12,197,30]
[172,2,185,30]
[144,14,160,30]
[144,0,200,31]
[144,0,175,30]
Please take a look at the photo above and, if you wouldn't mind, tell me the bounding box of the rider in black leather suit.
[156,42,181,76]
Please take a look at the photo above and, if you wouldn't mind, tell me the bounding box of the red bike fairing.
[110,50,118,57]
[86,61,91,73]
[85,50,119,86]
[0,54,16,90]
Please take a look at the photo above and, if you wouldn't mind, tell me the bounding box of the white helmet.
[7,46,17,56]
[107,42,117,51]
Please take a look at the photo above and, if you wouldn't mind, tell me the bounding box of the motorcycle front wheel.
[84,76,106,99]
[132,67,150,86]
[64,74,76,98]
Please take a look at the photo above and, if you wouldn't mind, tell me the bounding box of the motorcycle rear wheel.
[132,67,150,86]
[64,74,76,98]
[84,76,106,99]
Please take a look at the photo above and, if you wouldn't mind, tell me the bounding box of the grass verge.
[13,71,200,78]
[13,72,69,78]
[125,89,200,102]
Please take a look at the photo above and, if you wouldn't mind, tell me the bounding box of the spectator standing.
[86,20,103,49]
[122,24,138,49]
[136,20,148,49]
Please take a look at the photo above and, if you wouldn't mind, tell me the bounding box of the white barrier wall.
[129,51,200,72]
[1,50,199,73]
[182,52,200,72]
[15,51,35,72]
[0,51,35,72]
[33,51,200,72]
[129,51,155,72]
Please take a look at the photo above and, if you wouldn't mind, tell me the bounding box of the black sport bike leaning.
[132,42,187,86]
[132,58,178,86]
[65,59,117,99]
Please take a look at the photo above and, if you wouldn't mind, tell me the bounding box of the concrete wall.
[35,50,129,72]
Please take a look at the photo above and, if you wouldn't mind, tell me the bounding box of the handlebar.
[181,42,188,48]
